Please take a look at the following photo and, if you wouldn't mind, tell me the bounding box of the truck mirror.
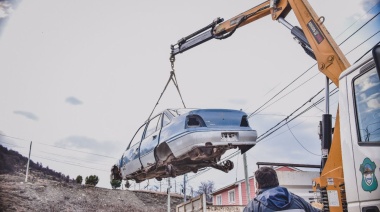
[373,44,380,79]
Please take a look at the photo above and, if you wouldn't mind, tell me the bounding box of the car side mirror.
[373,44,380,79]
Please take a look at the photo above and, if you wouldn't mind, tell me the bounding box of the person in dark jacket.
[244,167,321,212]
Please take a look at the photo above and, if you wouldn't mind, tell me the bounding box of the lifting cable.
[137,55,187,169]
[144,55,186,124]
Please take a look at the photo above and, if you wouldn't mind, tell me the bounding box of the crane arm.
[171,1,354,211]
[171,0,350,86]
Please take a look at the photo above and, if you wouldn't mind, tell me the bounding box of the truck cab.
[339,46,380,212]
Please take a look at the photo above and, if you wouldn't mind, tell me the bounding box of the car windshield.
[168,108,197,116]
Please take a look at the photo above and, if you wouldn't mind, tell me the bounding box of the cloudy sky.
[0,0,379,192]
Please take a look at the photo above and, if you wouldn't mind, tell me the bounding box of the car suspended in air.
[111,108,257,186]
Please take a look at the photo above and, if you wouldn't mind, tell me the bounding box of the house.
[211,165,320,206]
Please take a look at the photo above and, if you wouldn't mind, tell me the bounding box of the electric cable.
[286,120,321,156]
[256,87,330,140]
[338,11,380,46]
[186,92,337,181]
[345,31,380,56]
[248,64,317,118]
[354,41,380,64]
[0,133,118,159]
[0,141,111,168]
[257,89,339,142]
[335,2,380,39]
[252,71,321,117]
[247,8,380,117]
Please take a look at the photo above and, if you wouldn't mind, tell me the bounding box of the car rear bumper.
[166,130,257,157]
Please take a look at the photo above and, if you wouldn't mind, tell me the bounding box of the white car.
[111,108,257,185]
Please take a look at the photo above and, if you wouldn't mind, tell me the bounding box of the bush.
[110,179,122,189]
[85,175,99,186]
[76,175,83,184]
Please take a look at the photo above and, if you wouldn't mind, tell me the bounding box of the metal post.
[183,174,187,202]
[325,77,330,114]
[243,153,251,200]
[25,141,32,182]
[202,193,207,212]
[321,77,332,171]
[167,178,171,212]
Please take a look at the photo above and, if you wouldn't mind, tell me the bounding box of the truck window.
[353,67,380,143]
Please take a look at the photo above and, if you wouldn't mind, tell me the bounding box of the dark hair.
[254,167,279,189]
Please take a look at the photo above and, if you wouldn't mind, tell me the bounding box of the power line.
[0,141,111,169]
[286,121,321,156]
[354,41,380,64]
[345,31,380,56]
[247,8,380,118]
[252,72,321,117]
[187,88,338,180]
[335,2,380,39]
[339,10,380,46]
[31,155,109,172]
[247,63,317,118]
[257,89,338,142]
[0,133,118,159]
[256,87,329,140]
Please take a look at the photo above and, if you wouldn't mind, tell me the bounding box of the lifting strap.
[138,55,187,169]
[145,55,186,124]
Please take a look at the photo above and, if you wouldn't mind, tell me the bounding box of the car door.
[139,114,162,168]
[121,123,146,176]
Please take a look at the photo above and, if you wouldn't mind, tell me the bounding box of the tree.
[196,180,214,202]
[76,175,83,184]
[85,175,99,186]
[110,179,122,189]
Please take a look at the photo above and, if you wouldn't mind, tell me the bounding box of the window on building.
[216,195,222,205]
[228,189,235,203]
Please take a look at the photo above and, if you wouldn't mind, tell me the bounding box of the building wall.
[240,178,255,205]
[276,171,320,201]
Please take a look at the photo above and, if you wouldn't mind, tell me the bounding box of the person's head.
[254,167,279,189]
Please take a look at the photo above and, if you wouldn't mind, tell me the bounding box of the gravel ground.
[0,172,183,212]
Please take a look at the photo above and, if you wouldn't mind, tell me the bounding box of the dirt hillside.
[0,145,184,211]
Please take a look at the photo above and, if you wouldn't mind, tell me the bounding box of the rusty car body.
[111,108,257,185]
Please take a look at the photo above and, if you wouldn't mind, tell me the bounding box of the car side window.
[353,68,380,143]
[128,123,146,150]
[162,113,170,127]
[144,114,161,138]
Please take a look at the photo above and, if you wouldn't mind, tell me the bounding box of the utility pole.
[202,193,207,212]
[243,152,251,201]
[25,141,32,182]
[183,174,187,202]
[167,178,171,212]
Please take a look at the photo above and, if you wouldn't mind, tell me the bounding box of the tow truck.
[170,0,380,211]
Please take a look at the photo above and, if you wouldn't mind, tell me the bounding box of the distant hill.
[0,145,184,211]
[0,145,71,182]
